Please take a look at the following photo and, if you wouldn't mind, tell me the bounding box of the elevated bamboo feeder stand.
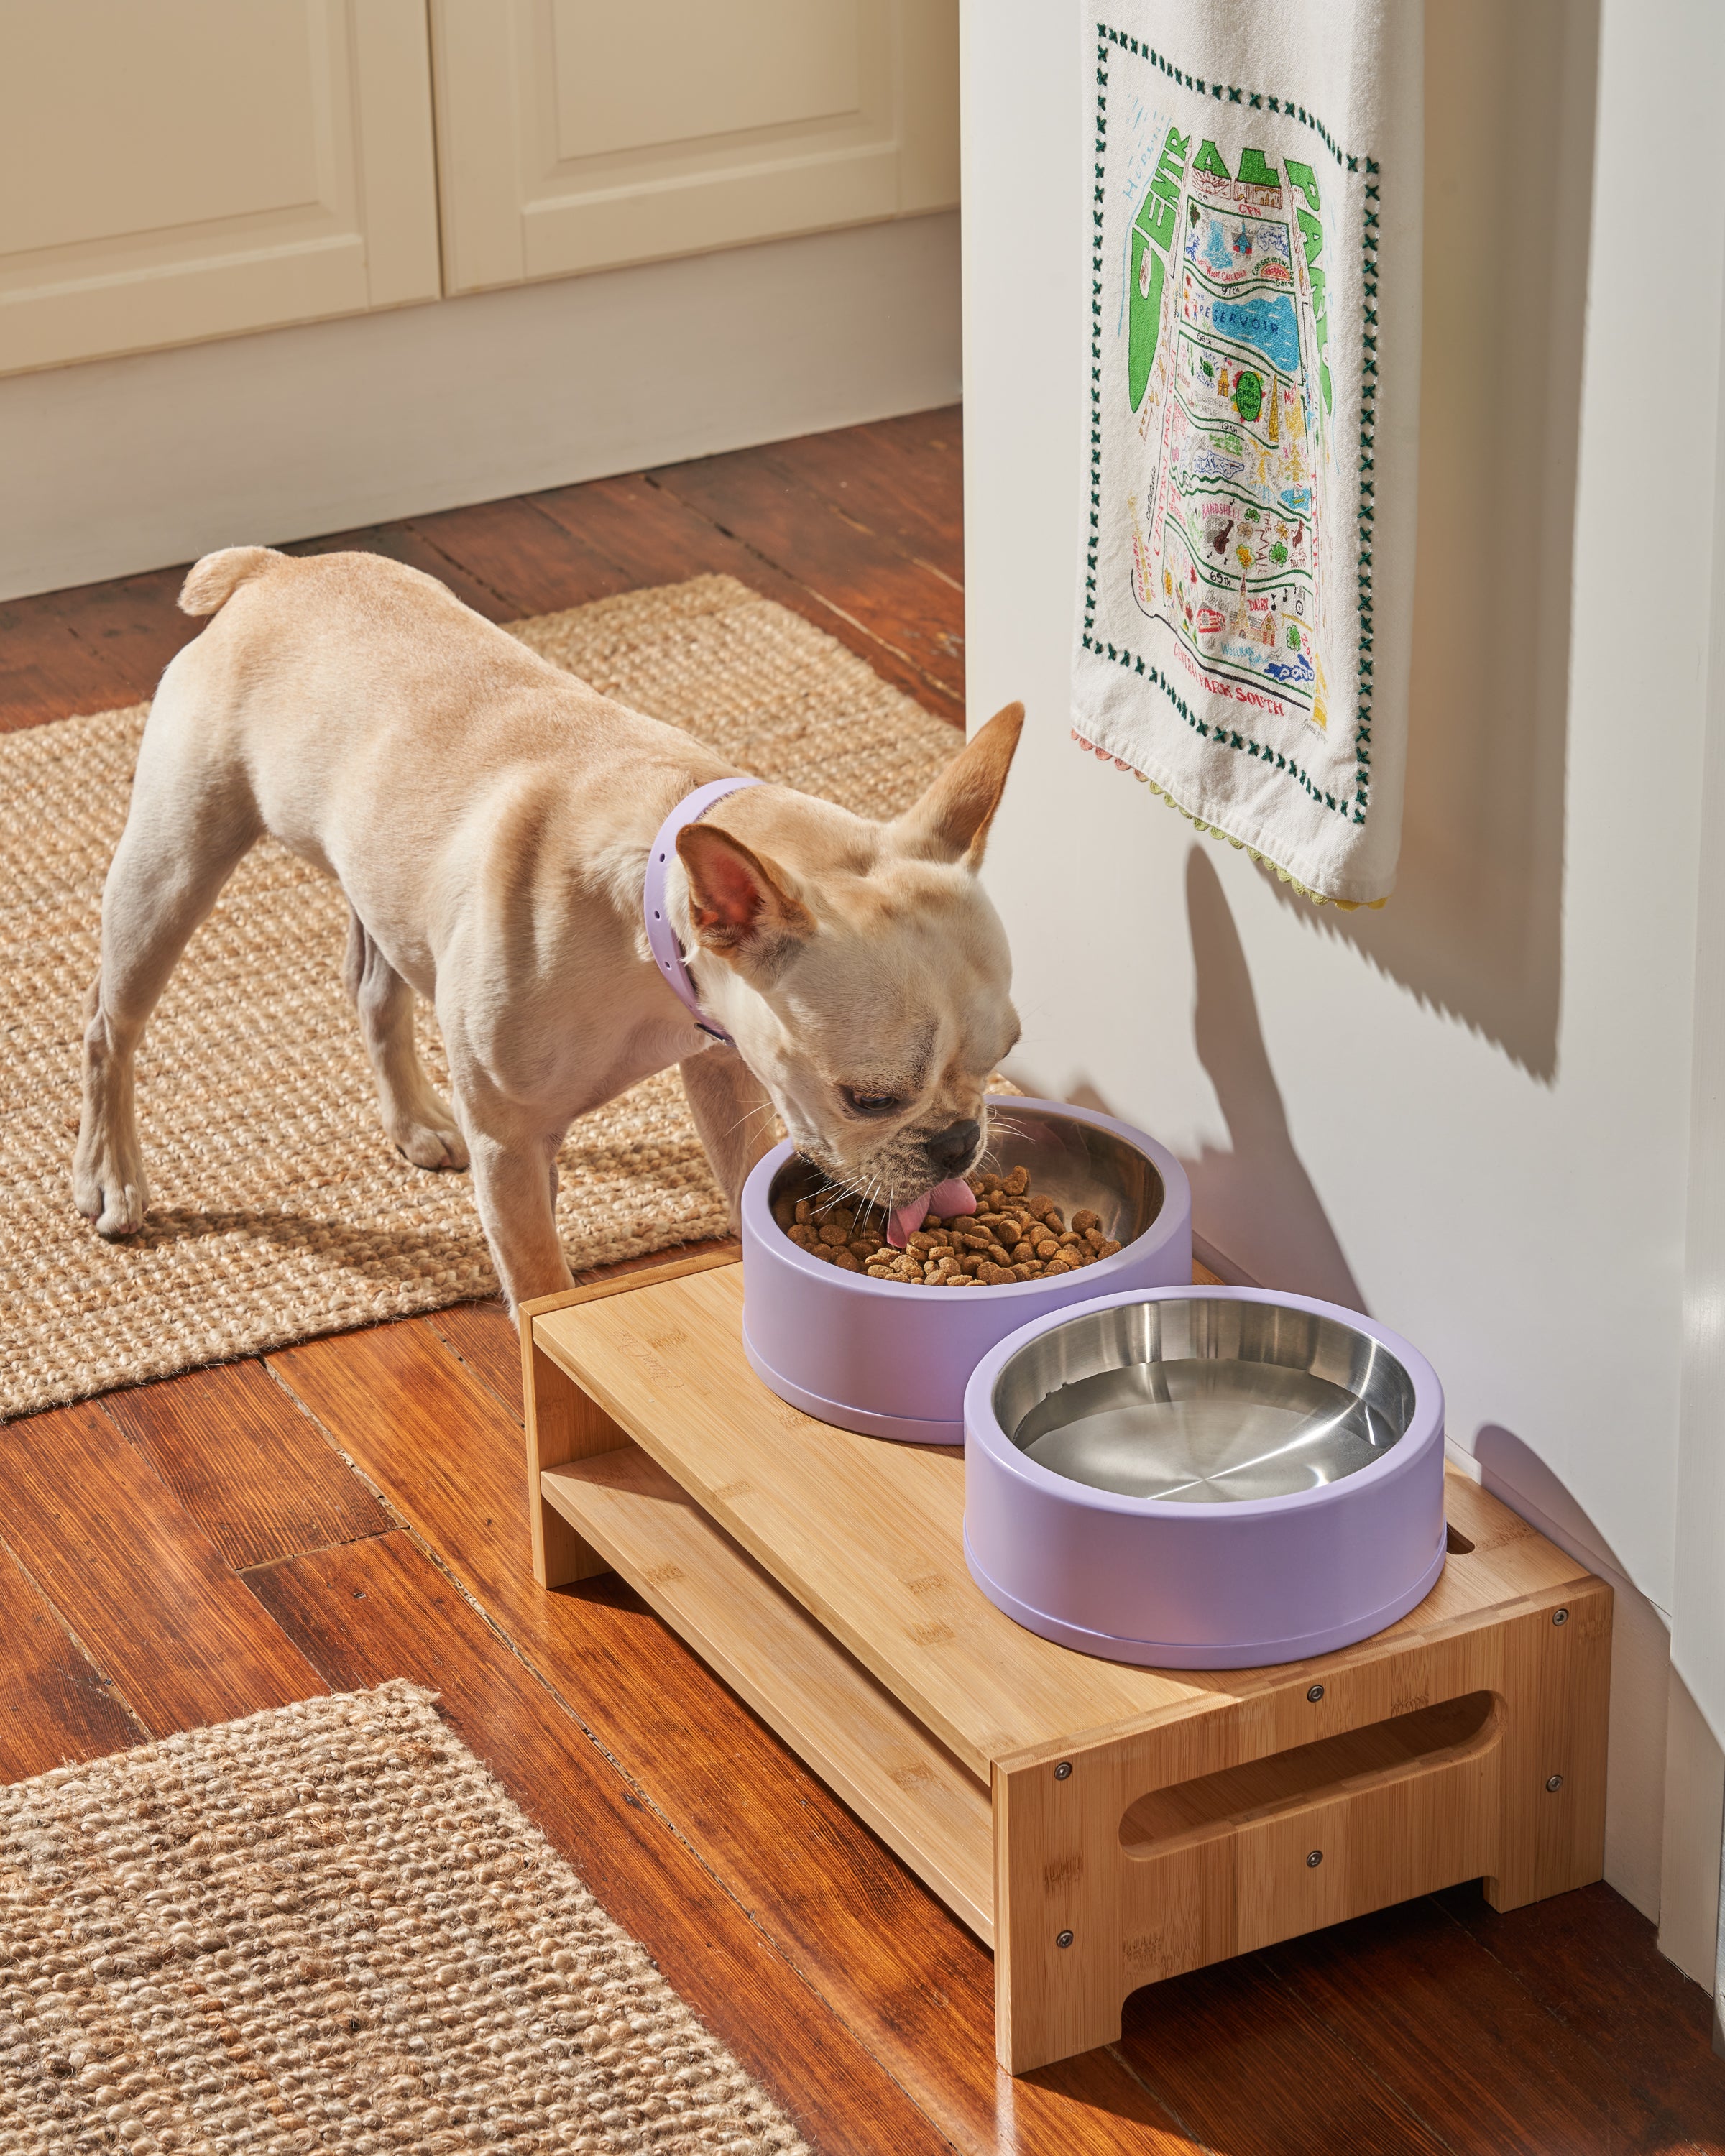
[521,1253,1611,2075]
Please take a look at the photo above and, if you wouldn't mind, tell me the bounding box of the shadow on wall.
[1184,848,1363,1306]
[1072,848,1363,1307]
[1266,0,1599,1082]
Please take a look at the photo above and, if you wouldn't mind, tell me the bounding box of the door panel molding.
[433,0,958,295]
[0,0,440,377]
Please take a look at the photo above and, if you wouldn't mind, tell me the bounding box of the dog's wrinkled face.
[678,704,1025,1211]
[726,869,1018,1204]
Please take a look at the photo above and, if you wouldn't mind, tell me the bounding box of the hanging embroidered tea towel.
[1075,3,1422,906]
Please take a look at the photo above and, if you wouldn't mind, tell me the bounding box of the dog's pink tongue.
[886,1177,978,1249]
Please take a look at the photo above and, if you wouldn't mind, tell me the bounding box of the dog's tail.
[178,545,287,617]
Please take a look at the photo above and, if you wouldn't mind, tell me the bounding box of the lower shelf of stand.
[541,1444,995,1942]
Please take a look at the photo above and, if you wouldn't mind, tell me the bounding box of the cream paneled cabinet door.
[431,0,960,292]
[0,0,441,375]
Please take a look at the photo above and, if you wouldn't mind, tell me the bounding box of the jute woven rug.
[0,575,960,1419]
[0,1681,809,2152]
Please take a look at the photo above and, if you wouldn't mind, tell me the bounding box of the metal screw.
[1306,1850,1323,1868]
[1056,1929,1075,1949]
[1307,1682,1325,1703]
[1054,1761,1072,1781]
[1545,1774,1564,1793]
[1552,1608,1569,1626]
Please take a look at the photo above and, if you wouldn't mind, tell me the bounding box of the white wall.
[962,0,1725,1966]
[0,209,961,599]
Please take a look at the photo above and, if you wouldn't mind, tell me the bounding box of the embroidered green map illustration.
[1076,17,1399,904]
[1124,120,1335,731]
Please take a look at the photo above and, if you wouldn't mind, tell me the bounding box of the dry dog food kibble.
[773,1166,1123,1288]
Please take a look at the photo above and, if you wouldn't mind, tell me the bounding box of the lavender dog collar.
[643,775,765,1043]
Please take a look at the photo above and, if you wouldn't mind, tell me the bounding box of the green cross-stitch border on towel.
[1083,24,1378,828]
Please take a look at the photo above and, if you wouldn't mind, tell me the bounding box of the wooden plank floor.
[3,408,1721,2154]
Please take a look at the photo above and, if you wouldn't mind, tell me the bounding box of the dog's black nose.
[926,1119,981,1174]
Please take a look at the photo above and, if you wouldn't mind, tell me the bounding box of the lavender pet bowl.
[964,1288,1447,1668]
[740,1100,1192,1446]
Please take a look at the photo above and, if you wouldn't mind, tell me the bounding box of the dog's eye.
[842,1087,903,1118]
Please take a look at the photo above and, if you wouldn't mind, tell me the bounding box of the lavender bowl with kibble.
[739,1098,1193,1446]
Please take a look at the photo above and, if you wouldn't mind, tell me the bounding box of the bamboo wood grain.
[520,1247,740,1587]
[1118,1690,1499,1856]
[532,1266,1600,1773]
[528,1261,1614,2076]
[535,1268,1192,1775]
[990,1579,1611,2073]
[543,1443,995,1940]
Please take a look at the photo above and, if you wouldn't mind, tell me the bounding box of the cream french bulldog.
[73,547,1024,1309]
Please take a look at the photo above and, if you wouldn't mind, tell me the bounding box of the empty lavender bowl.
[740,1100,1192,1446]
[964,1287,1446,1667]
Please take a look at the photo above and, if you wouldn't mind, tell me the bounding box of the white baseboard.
[1660,1667,1725,1988]
[0,211,961,602]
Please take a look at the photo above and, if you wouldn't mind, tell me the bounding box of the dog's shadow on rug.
[123,1201,696,1295]
[126,1204,497,1288]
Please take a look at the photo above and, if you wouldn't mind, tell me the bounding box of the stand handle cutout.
[1120,1690,1501,1860]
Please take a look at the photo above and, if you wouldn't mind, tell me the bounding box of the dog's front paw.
[72,1151,150,1236]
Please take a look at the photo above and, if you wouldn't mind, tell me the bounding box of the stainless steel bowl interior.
[767,1106,1167,1248]
[992,1298,1416,1503]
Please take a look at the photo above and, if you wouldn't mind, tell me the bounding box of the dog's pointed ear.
[677,823,814,959]
[891,701,1024,867]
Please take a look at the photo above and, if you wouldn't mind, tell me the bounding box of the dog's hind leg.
[678,1046,778,1232]
[341,908,469,1170]
[73,676,262,1235]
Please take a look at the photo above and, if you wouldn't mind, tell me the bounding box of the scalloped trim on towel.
[1070,727,1387,911]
